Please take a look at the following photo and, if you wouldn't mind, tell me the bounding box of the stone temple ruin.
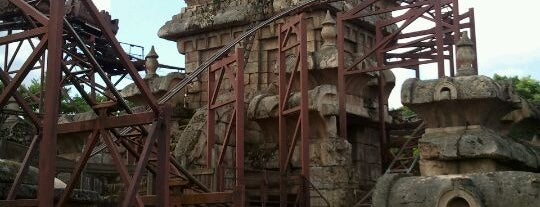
[0,0,539,206]
[155,1,396,205]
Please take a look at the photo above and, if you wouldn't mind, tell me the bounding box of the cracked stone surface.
[419,126,540,174]
[373,172,540,207]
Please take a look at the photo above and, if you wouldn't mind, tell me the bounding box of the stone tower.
[158,0,397,205]
[372,33,540,207]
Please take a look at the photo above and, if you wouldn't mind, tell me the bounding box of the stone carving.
[145,46,159,78]
[402,75,520,128]
[157,1,398,205]
[375,73,540,207]
[433,80,458,101]
[121,72,187,106]
[321,11,337,47]
[0,99,35,160]
[374,172,540,207]
[456,31,477,76]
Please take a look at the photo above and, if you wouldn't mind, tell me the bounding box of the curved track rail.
[158,0,337,104]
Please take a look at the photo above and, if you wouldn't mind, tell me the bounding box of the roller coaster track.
[90,0,335,158]
[87,0,338,194]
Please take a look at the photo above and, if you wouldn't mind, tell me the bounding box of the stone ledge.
[158,0,258,40]
[419,126,540,170]
[402,76,521,128]
[247,84,391,122]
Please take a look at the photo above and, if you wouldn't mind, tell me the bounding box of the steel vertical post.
[4,30,10,71]
[235,47,246,207]
[277,22,288,207]
[38,0,64,206]
[451,0,460,77]
[208,67,216,171]
[434,0,446,77]
[299,17,310,207]
[469,8,478,73]
[449,47,456,77]
[336,13,347,140]
[157,106,172,207]
[376,73,388,166]
[375,22,388,167]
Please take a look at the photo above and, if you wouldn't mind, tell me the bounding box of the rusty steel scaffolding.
[0,0,205,206]
[207,47,246,206]
[0,0,477,206]
[277,14,310,207]
[337,0,477,163]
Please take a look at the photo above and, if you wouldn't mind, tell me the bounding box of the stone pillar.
[145,46,159,78]
[455,31,476,76]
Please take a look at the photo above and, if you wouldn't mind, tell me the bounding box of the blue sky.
[100,0,540,108]
[109,0,187,74]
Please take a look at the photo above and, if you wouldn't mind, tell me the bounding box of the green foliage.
[60,92,93,114]
[394,106,416,118]
[494,74,540,103]
[493,74,540,141]
[1,79,107,114]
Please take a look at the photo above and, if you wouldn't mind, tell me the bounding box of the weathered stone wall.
[158,0,398,206]
[373,172,540,207]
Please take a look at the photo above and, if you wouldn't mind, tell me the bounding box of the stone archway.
[447,197,471,207]
[437,188,483,207]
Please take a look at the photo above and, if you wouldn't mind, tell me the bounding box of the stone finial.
[456,31,476,76]
[4,98,19,123]
[321,10,337,47]
[145,46,159,78]
[5,97,18,111]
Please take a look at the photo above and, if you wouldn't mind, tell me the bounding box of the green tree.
[494,74,540,103]
[1,79,103,114]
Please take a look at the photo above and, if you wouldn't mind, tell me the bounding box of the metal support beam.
[57,112,156,134]
[122,120,161,207]
[56,130,100,207]
[156,106,172,207]
[38,0,64,206]
[207,48,246,205]
[336,1,478,205]
[278,14,309,207]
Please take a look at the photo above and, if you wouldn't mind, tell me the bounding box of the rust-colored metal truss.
[0,0,206,206]
[337,0,477,159]
[278,14,310,207]
[0,0,478,206]
[207,48,246,206]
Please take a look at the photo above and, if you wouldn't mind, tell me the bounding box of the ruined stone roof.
[158,0,259,40]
